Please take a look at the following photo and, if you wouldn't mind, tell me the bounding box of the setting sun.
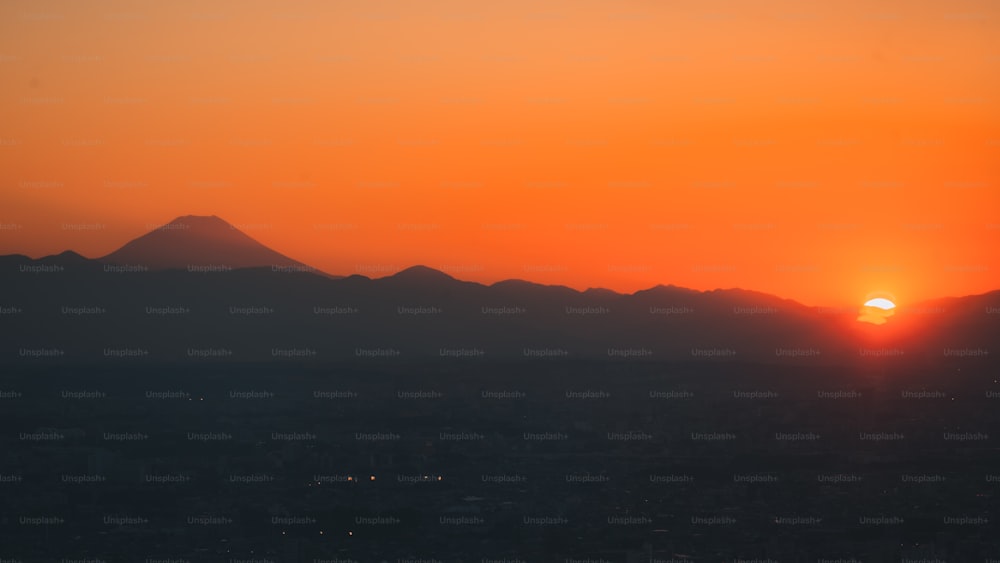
[863,298,896,310]
[858,294,897,325]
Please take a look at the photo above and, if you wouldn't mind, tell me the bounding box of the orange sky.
[1,0,998,306]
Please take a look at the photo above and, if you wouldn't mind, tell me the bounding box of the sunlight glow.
[858,294,897,325]
[863,298,896,310]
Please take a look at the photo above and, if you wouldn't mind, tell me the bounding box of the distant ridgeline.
[0,216,996,364]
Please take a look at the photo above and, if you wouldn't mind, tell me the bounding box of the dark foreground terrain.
[1,359,999,562]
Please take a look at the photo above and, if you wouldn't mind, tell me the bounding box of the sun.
[863,297,895,310]
[857,293,897,325]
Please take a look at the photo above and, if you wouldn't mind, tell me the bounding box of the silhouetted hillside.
[0,218,995,365]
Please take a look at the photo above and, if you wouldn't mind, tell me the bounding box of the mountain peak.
[36,250,90,264]
[99,215,317,272]
[163,214,230,229]
[632,284,698,297]
[389,265,456,282]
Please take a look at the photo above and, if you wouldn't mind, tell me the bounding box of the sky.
[1,0,998,306]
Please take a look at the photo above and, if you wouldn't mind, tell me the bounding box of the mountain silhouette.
[386,265,460,284]
[0,216,996,364]
[99,215,322,273]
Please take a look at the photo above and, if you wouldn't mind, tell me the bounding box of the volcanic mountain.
[99,215,320,273]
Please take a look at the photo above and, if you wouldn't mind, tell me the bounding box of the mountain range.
[1,215,996,365]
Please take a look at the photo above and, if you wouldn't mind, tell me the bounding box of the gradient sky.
[1,0,998,306]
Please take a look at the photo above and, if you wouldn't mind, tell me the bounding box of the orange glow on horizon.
[1,0,998,307]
